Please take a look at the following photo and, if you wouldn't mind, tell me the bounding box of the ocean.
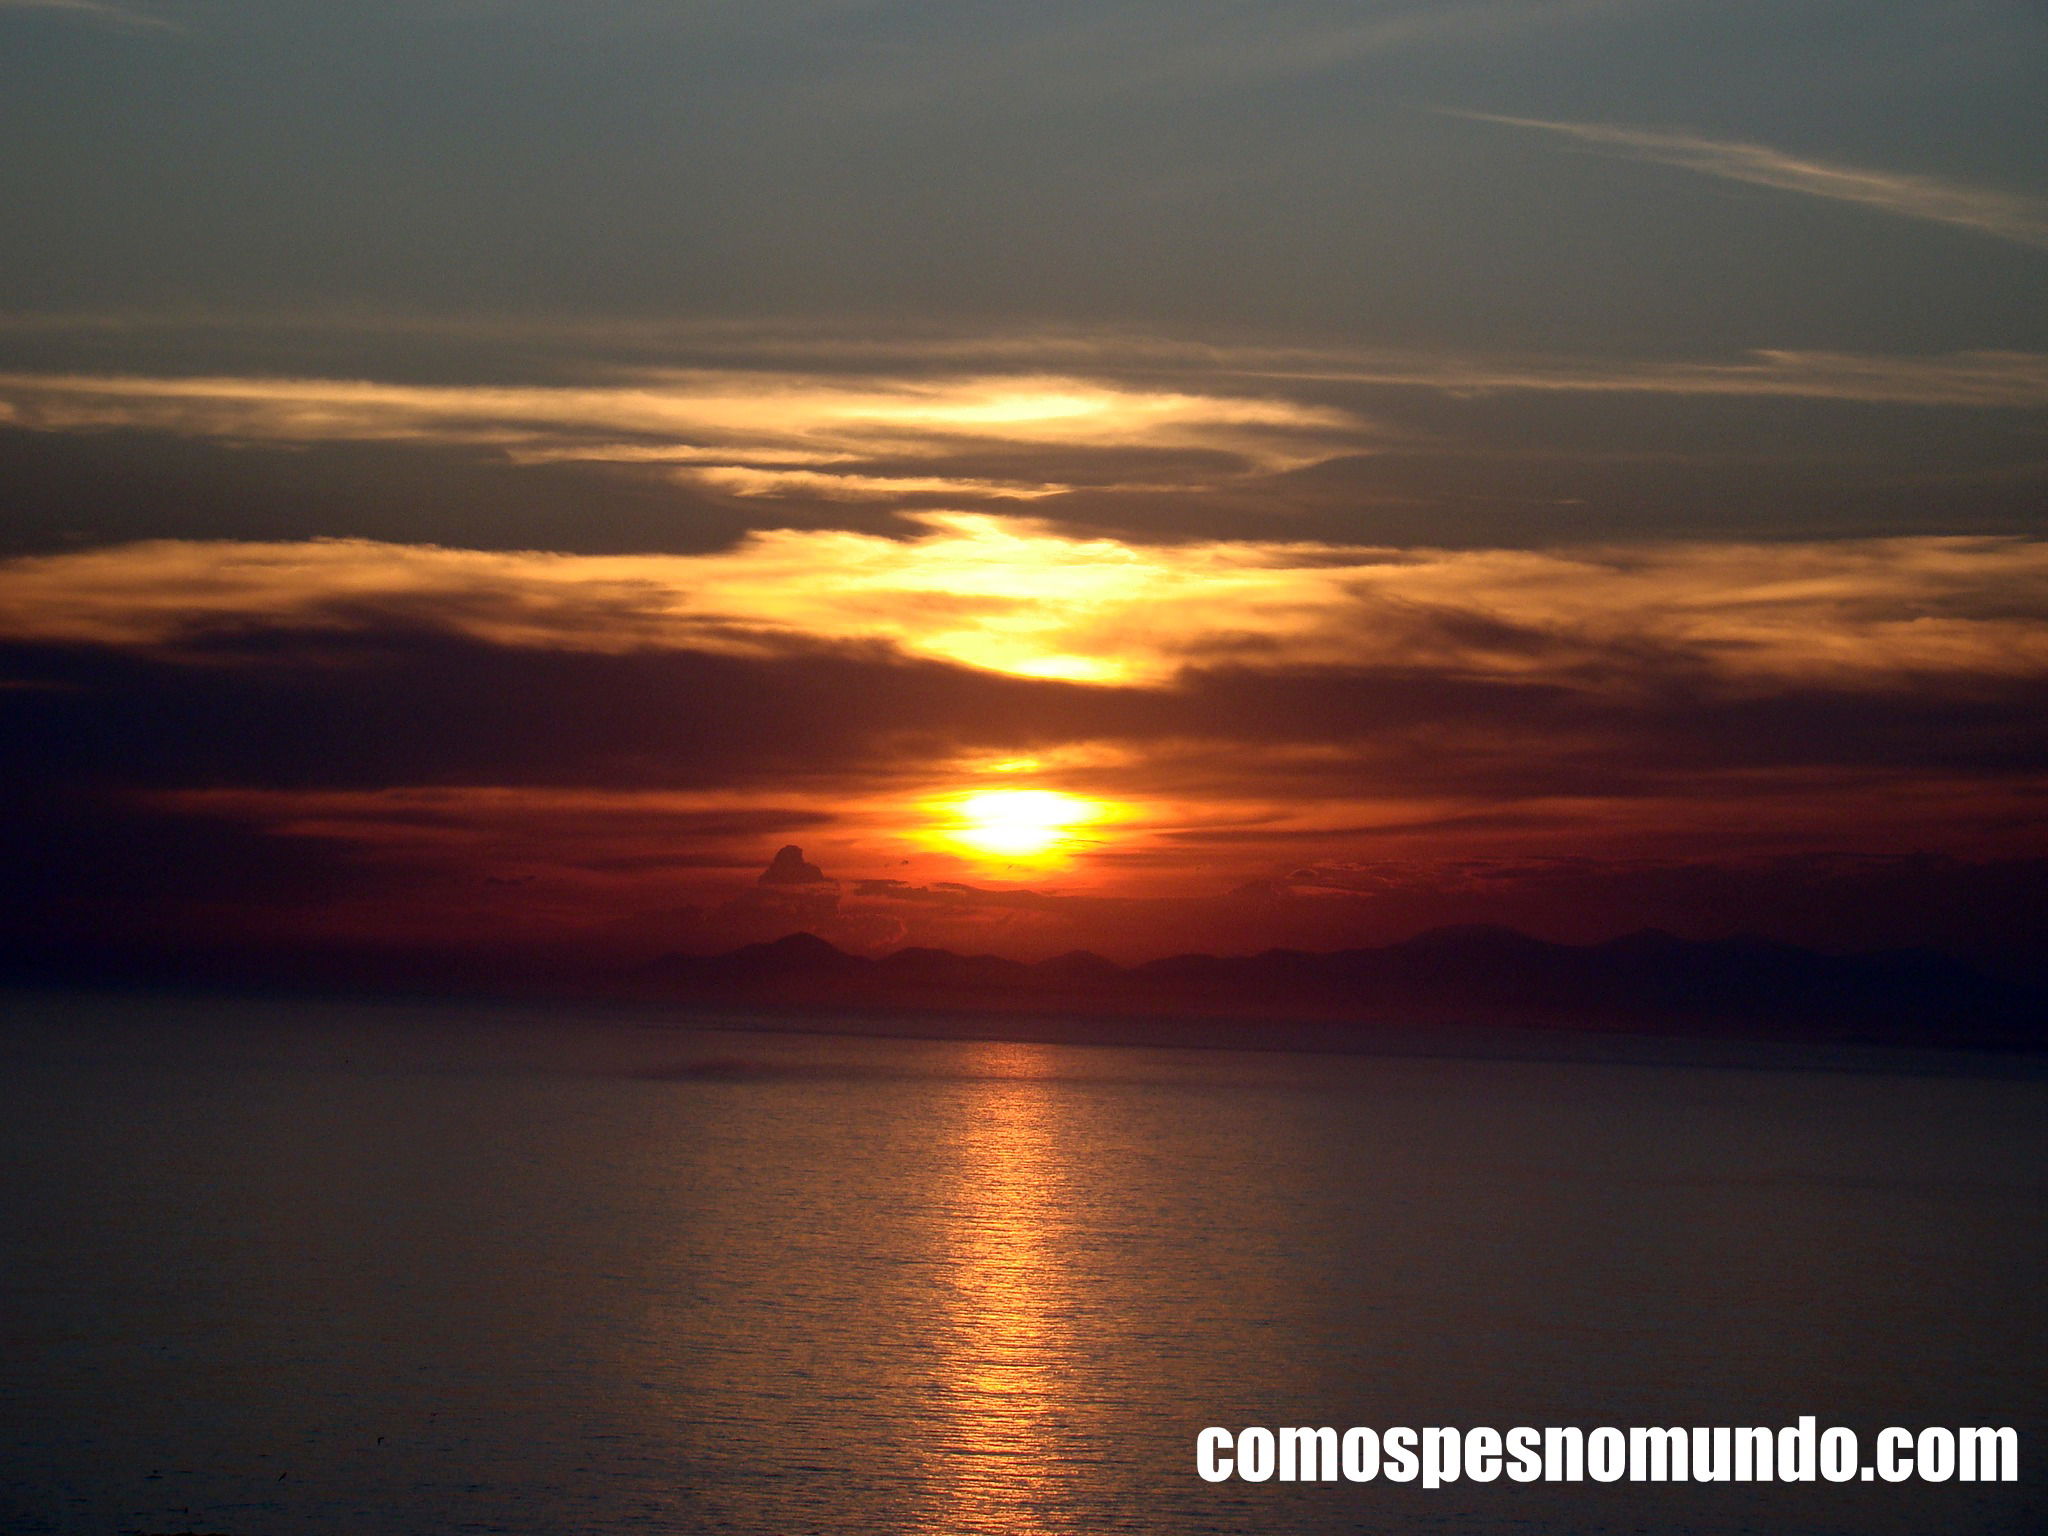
[3,990,2043,1535]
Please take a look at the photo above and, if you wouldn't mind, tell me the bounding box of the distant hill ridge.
[640,925,2046,1049]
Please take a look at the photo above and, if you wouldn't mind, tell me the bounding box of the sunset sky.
[3,0,2044,981]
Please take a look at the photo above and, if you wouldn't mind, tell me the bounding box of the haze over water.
[3,994,2042,1536]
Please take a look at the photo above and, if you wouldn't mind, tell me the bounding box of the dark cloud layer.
[0,426,773,557]
[8,623,2048,797]
[3,604,2044,985]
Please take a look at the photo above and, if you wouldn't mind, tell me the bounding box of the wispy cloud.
[812,0,1644,114]
[0,338,2041,512]
[0,0,178,31]
[1238,348,2048,408]
[0,368,1366,503]
[1455,112,2048,251]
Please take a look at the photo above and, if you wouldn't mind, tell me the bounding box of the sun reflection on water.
[919,1043,1076,1534]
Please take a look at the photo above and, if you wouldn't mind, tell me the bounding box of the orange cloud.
[7,324,2045,407]
[0,368,1362,501]
[3,519,2044,690]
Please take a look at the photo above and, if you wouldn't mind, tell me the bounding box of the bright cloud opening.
[2,518,2045,690]
[936,789,1108,861]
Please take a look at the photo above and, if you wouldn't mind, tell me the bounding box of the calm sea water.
[2,990,2043,1536]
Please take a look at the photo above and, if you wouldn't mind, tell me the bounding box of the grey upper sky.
[1,0,2043,553]
[4,0,2041,339]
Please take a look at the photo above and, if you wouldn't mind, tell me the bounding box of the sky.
[2,0,2044,983]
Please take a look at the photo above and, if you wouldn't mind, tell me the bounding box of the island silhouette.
[633,922,2045,1052]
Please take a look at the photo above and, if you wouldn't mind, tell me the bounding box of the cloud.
[0,368,1363,505]
[4,337,2043,466]
[4,521,2044,690]
[0,0,176,30]
[13,620,2040,830]
[809,0,1645,114]
[1455,113,2048,251]
[685,466,1068,501]
[6,584,2044,971]
[1232,348,2048,409]
[6,344,2040,564]
[760,844,830,885]
[3,518,2045,942]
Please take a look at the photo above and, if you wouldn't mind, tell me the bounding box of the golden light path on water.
[920,1044,1077,1534]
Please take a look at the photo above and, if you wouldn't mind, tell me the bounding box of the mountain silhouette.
[640,925,2045,1050]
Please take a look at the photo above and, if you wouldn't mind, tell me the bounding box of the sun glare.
[943,789,1103,861]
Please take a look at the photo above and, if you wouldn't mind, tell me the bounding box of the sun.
[942,789,1103,861]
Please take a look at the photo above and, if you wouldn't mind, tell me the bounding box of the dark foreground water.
[2,991,2043,1536]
